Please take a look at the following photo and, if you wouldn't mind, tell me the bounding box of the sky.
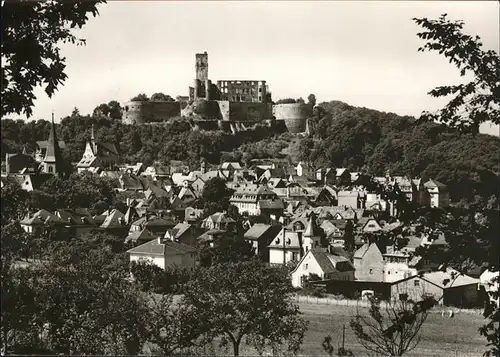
[17,1,500,135]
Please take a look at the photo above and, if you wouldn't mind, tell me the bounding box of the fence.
[293,294,484,315]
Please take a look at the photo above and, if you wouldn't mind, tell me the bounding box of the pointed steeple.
[304,212,319,237]
[43,112,64,175]
[91,122,97,154]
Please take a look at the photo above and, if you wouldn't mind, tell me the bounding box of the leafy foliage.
[201,177,234,215]
[1,0,106,117]
[413,14,500,132]
[182,260,308,356]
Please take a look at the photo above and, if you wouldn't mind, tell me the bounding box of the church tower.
[42,113,65,176]
[302,212,322,254]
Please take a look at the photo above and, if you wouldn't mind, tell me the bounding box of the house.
[141,165,170,180]
[127,236,197,271]
[5,151,38,175]
[100,209,127,234]
[390,269,480,307]
[164,222,199,246]
[337,191,362,209]
[315,168,337,186]
[123,162,145,176]
[424,179,450,208]
[202,212,236,231]
[382,246,420,283]
[197,229,227,248]
[191,177,206,195]
[55,208,97,238]
[291,249,355,288]
[77,124,119,172]
[19,209,66,233]
[185,207,204,224]
[353,243,384,282]
[358,218,382,233]
[11,173,51,192]
[124,228,155,245]
[220,162,243,177]
[244,223,283,262]
[321,219,348,242]
[230,184,280,215]
[257,199,284,220]
[268,214,323,265]
[312,186,337,206]
[295,162,312,178]
[334,168,351,186]
[177,186,197,204]
[129,214,176,236]
[268,228,303,265]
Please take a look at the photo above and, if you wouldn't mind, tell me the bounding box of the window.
[292,252,298,261]
[369,269,373,274]
[304,263,308,270]
[414,280,420,287]
[48,166,53,173]
[399,293,408,301]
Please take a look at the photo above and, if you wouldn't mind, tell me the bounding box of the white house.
[291,249,355,288]
[230,184,280,215]
[127,236,197,270]
[424,179,450,208]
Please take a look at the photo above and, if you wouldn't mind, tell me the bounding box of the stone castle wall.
[122,101,181,124]
[272,103,313,133]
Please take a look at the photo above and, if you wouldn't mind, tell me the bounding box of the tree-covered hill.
[302,101,499,206]
[1,99,499,206]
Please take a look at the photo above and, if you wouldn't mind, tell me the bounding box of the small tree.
[182,260,308,356]
[343,220,355,255]
[350,295,436,356]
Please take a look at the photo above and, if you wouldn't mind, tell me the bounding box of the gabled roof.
[258,199,284,210]
[171,223,192,238]
[125,228,155,244]
[20,209,65,225]
[353,243,381,259]
[293,249,353,275]
[424,179,447,189]
[127,238,196,256]
[220,162,242,170]
[100,209,125,229]
[303,214,320,237]
[421,270,479,289]
[268,228,302,249]
[244,223,272,240]
[97,142,119,156]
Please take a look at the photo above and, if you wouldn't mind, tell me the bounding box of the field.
[167,295,487,356]
[295,302,486,357]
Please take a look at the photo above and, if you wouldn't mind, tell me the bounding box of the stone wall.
[122,101,181,124]
[272,103,313,133]
[226,102,272,122]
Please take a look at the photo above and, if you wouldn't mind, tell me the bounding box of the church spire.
[303,212,319,237]
[90,122,98,154]
[43,112,64,175]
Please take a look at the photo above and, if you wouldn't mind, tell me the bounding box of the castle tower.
[42,113,65,176]
[302,212,321,254]
[196,52,208,81]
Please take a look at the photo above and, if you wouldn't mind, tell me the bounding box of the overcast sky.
[20,1,500,135]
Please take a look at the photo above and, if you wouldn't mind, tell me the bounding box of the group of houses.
[3,120,497,308]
